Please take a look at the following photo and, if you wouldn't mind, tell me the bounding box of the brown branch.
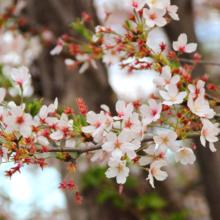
[178,58,220,66]
[38,133,207,153]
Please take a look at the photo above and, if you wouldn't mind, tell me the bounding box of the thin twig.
[179,58,220,66]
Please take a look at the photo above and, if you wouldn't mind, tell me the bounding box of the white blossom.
[124,0,146,11]
[188,95,215,119]
[4,105,32,137]
[139,144,167,166]
[82,111,106,137]
[154,130,179,152]
[188,80,205,99]
[105,158,129,184]
[114,100,133,120]
[143,6,167,28]
[10,66,31,86]
[173,33,197,53]
[50,39,64,55]
[200,118,220,152]
[159,84,187,106]
[140,99,162,125]
[175,147,196,165]
[147,160,168,188]
[153,66,180,88]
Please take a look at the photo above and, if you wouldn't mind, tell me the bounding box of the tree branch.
[178,58,220,66]
[37,133,210,153]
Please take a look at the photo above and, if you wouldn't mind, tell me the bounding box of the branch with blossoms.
[1,0,220,204]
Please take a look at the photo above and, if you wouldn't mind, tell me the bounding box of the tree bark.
[23,1,117,219]
[165,1,220,219]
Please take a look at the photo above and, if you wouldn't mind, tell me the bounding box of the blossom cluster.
[0,0,220,201]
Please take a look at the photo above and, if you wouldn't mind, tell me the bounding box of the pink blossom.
[147,160,168,188]
[4,105,32,137]
[153,130,179,152]
[143,6,167,27]
[10,66,31,86]
[105,158,129,184]
[175,147,196,165]
[140,99,162,125]
[153,66,180,88]
[125,0,146,11]
[188,80,205,99]
[159,84,187,106]
[173,33,197,53]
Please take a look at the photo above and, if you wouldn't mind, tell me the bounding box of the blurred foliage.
[0,65,13,88]
[28,98,43,117]
[70,22,92,41]
[82,166,188,219]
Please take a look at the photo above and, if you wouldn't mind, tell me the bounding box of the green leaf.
[160,55,170,66]
[28,98,43,117]
[70,22,92,40]
[73,114,87,127]
[125,20,132,30]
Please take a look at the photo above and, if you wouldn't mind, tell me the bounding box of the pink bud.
[119,184,123,194]
[193,143,196,150]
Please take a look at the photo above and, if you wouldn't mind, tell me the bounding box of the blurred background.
[0,0,220,219]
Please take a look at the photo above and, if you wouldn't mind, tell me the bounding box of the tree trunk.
[23,1,117,219]
[165,1,220,219]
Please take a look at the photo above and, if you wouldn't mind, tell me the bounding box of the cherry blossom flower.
[76,54,97,74]
[101,104,111,115]
[200,118,220,152]
[50,38,64,55]
[124,0,146,11]
[188,95,215,119]
[91,150,105,162]
[140,99,162,125]
[159,84,187,106]
[173,33,197,53]
[188,80,205,99]
[153,130,179,152]
[143,6,167,27]
[34,105,58,125]
[4,105,32,137]
[153,66,180,88]
[92,34,99,43]
[48,98,58,114]
[50,113,73,140]
[82,111,106,137]
[102,131,138,159]
[147,160,168,188]
[95,25,107,34]
[0,88,6,103]
[105,158,129,184]
[0,146,8,165]
[10,66,31,86]
[114,100,133,120]
[146,0,167,9]
[34,134,49,146]
[65,59,76,68]
[164,1,179,20]
[175,147,196,165]
[102,49,122,65]
[94,130,108,144]
[121,112,142,133]
[139,144,167,166]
